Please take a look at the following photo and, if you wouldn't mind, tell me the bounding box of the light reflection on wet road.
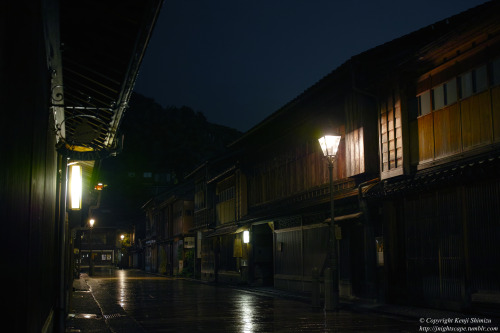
[87,268,414,332]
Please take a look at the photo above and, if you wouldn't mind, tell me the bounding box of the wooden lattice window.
[380,89,403,173]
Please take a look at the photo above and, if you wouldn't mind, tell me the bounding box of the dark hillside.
[96,92,242,227]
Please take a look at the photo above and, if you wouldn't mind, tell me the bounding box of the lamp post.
[318,134,341,311]
[120,234,125,269]
[89,218,95,276]
[119,234,130,269]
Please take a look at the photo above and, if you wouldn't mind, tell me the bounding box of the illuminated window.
[431,78,458,111]
[418,90,431,116]
[475,65,488,92]
[459,65,488,99]
[380,90,403,172]
[460,71,473,99]
[432,85,445,110]
[445,78,458,105]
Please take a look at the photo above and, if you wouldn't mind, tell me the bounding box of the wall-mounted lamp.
[243,230,250,244]
[68,164,82,210]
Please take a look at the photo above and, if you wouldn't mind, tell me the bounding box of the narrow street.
[68,267,417,332]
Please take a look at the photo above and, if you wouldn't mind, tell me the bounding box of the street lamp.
[89,218,95,276]
[119,234,126,269]
[318,134,341,311]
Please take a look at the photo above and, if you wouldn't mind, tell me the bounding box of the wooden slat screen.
[433,104,461,158]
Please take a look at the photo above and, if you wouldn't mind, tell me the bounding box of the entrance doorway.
[252,223,274,286]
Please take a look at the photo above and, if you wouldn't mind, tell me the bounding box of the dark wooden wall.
[384,177,500,309]
[247,139,342,208]
[274,224,329,293]
[1,2,59,330]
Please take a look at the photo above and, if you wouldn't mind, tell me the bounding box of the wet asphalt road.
[80,268,415,332]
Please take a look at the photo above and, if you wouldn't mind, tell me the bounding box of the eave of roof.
[50,0,163,159]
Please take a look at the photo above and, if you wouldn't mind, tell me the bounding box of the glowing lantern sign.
[69,164,82,210]
[243,230,250,244]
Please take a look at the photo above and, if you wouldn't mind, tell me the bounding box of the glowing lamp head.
[89,218,95,228]
[243,230,250,244]
[318,135,341,158]
[121,234,125,240]
[69,164,82,210]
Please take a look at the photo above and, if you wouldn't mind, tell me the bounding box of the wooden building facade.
[370,1,500,310]
[231,79,381,298]
[141,182,195,276]
[185,154,250,284]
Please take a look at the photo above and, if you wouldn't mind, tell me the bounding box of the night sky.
[133,0,487,132]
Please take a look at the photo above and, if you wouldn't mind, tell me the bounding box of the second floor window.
[417,60,497,116]
[458,64,487,99]
[380,89,403,172]
[417,90,431,116]
[432,78,458,110]
[216,176,235,203]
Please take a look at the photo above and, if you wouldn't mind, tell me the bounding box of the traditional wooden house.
[79,227,124,267]
[142,197,161,273]
[186,162,213,279]
[141,181,194,275]
[186,152,249,283]
[228,61,381,297]
[171,195,195,276]
[365,1,500,311]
